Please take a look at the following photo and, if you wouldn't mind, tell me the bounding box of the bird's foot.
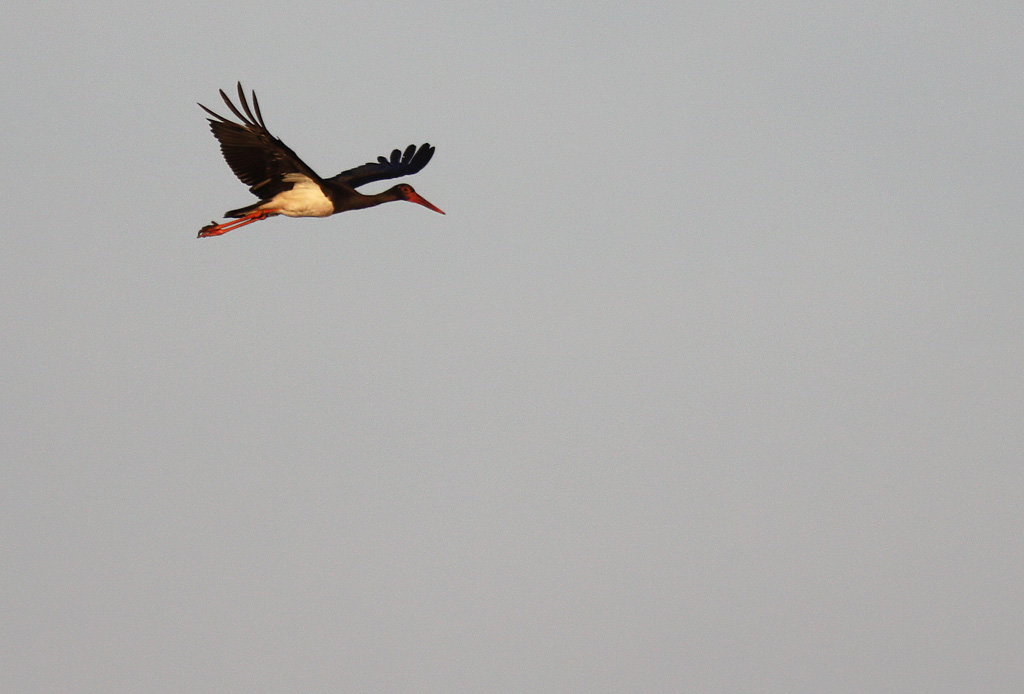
[198,221,230,237]
[197,210,273,238]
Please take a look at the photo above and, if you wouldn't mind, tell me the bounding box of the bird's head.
[392,184,445,214]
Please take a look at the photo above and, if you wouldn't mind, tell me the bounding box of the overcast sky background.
[2,1,1023,691]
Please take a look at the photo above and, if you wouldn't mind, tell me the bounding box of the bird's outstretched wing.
[326,144,435,189]
[199,83,323,199]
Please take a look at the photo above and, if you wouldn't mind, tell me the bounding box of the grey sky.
[2,1,1023,691]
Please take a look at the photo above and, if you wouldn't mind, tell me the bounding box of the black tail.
[225,201,265,218]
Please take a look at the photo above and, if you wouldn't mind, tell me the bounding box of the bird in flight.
[197,83,443,238]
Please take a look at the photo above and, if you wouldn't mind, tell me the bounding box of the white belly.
[262,174,334,217]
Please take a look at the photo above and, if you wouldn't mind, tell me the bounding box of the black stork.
[197,83,443,238]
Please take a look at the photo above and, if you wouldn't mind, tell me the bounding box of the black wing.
[325,143,435,189]
[199,83,323,199]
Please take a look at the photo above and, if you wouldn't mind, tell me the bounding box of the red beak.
[406,191,445,214]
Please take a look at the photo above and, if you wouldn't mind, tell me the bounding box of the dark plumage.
[197,83,443,238]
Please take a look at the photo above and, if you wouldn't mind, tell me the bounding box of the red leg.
[197,209,279,238]
[198,216,260,237]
